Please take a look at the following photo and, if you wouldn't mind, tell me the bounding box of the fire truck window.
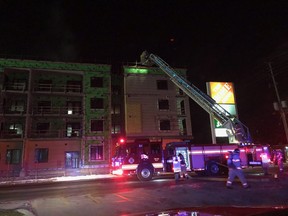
[151,143,161,154]
[127,146,137,156]
[143,143,149,154]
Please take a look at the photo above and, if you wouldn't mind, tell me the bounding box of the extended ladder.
[141,51,252,143]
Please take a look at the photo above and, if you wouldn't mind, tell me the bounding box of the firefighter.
[226,148,250,189]
[178,153,190,179]
[274,150,284,173]
[261,152,270,176]
[173,154,181,181]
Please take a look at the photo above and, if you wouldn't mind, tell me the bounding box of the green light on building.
[125,68,148,74]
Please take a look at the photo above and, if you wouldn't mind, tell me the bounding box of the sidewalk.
[0,174,120,186]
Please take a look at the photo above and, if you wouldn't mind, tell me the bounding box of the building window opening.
[157,80,168,90]
[37,101,51,114]
[35,148,49,163]
[91,120,104,132]
[6,149,21,164]
[158,99,169,110]
[159,120,171,131]
[9,123,23,135]
[66,101,81,115]
[66,122,81,137]
[91,77,103,88]
[91,98,104,109]
[65,152,79,168]
[36,122,50,134]
[90,145,104,161]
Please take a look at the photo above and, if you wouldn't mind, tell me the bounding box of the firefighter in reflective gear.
[261,153,270,175]
[226,148,250,189]
[173,154,181,181]
[178,153,189,179]
[274,150,284,173]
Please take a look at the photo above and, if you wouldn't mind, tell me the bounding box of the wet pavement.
[0,166,287,216]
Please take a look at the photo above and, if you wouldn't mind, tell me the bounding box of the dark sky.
[1,0,288,144]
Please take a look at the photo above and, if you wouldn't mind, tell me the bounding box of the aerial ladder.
[140,51,252,144]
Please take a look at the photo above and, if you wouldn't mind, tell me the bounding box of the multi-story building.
[123,65,193,147]
[0,59,193,178]
[0,59,111,177]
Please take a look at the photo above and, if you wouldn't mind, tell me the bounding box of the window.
[151,143,161,154]
[35,148,49,163]
[10,100,25,112]
[91,77,103,88]
[38,79,52,91]
[66,122,81,137]
[9,123,23,135]
[37,101,51,113]
[158,99,169,110]
[112,85,121,95]
[66,80,82,92]
[157,80,168,90]
[6,149,21,164]
[180,100,185,115]
[91,98,104,109]
[111,125,120,134]
[36,122,50,133]
[111,105,120,114]
[159,120,171,131]
[67,101,82,114]
[91,120,104,132]
[90,145,103,160]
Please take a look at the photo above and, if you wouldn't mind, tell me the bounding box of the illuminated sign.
[207,82,238,142]
[209,82,235,104]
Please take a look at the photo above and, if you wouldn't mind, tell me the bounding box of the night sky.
[1,0,288,145]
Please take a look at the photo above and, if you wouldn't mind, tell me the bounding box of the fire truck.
[111,51,271,181]
[112,140,270,181]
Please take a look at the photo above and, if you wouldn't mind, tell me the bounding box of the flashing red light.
[119,138,125,144]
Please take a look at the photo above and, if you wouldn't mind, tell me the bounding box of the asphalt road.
[0,167,288,216]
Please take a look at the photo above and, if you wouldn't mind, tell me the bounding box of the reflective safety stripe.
[121,162,163,170]
[122,164,138,170]
[152,162,163,169]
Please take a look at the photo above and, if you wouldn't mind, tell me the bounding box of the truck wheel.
[136,162,154,181]
[207,162,221,176]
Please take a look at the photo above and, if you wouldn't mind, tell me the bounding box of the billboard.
[207,82,238,143]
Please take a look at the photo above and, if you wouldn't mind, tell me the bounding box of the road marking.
[115,194,131,202]
[87,194,101,204]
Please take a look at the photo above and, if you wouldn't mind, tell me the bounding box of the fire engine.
[111,52,271,181]
[112,140,270,181]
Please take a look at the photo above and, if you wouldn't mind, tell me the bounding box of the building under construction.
[0,58,192,178]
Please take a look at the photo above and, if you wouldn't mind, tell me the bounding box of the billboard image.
[207,82,238,143]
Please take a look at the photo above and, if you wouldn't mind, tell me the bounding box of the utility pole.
[268,62,288,143]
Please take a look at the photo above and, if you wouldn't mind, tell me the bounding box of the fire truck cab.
[112,141,163,181]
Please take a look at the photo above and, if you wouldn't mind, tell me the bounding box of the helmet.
[234,148,240,154]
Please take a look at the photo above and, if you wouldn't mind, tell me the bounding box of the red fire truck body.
[111,141,271,181]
